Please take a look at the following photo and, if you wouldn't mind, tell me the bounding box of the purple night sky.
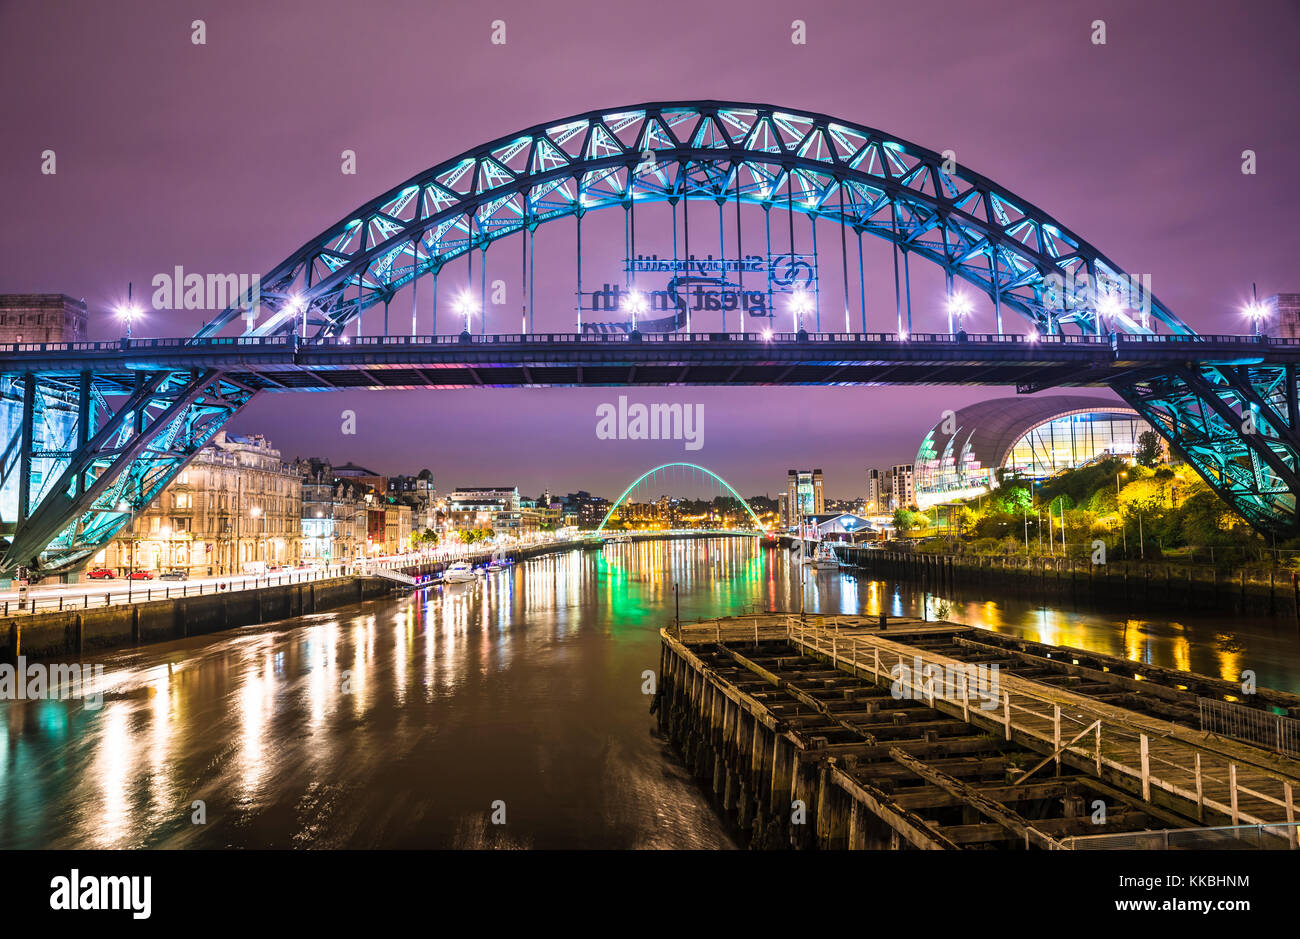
[2,0,1297,500]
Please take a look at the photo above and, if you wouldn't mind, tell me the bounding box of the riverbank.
[1,574,398,661]
[813,541,1300,621]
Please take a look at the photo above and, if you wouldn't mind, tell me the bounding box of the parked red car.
[128,570,154,580]
[86,568,115,579]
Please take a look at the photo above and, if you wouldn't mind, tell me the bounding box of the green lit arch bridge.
[595,463,769,534]
[2,99,1299,575]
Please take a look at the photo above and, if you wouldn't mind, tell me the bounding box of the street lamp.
[1094,288,1127,336]
[787,289,813,333]
[286,293,307,338]
[114,291,144,340]
[946,292,973,333]
[453,290,477,334]
[1116,470,1128,556]
[1243,299,1269,336]
[622,289,648,332]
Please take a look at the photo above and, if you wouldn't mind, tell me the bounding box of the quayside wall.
[2,575,397,662]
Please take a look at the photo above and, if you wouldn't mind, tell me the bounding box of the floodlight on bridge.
[622,290,648,331]
[1243,300,1269,336]
[787,290,813,332]
[453,290,478,333]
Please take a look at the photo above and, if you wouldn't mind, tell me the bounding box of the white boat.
[442,561,476,583]
[485,548,507,572]
[806,542,840,571]
[613,534,632,545]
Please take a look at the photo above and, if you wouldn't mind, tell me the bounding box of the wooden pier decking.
[656,612,1300,850]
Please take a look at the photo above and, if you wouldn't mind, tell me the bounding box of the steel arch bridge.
[595,463,767,534]
[1,100,1297,576]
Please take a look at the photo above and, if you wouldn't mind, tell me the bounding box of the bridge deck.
[4,332,1297,390]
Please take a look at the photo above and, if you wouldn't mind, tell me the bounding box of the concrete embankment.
[2,575,397,662]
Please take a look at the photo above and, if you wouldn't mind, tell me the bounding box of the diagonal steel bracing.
[1,369,255,574]
[1111,363,1300,537]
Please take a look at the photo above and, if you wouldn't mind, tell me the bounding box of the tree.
[892,508,929,535]
[1135,430,1163,468]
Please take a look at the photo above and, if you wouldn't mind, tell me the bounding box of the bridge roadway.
[4,331,1297,392]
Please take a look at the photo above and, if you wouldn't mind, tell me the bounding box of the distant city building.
[297,458,369,562]
[912,395,1151,508]
[888,464,915,511]
[805,512,879,542]
[0,294,88,343]
[561,491,611,529]
[1270,293,1300,339]
[783,469,824,527]
[332,462,388,495]
[865,468,885,515]
[97,432,302,575]
[446,486,521,532]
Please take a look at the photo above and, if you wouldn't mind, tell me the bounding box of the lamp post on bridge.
[1243,284,1269,337]
[114,282,143,341]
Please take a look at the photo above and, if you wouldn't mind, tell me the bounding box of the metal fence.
[1199,698,1300,758]
[1061,821,1300,850]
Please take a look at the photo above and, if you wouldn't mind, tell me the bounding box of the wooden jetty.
[655,612,1300,850]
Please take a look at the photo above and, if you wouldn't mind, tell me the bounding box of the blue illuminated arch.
[197,101,1190,340]
[596,463,767,533]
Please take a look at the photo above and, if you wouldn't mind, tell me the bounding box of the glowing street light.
[286,293,307,337]
[1097,290,1124,330]
[946,292,973,332]
[622,289,648,331]
[1243,299,1269,336]
[114,282,144,339]
[453,290,478,334]
[761,327,773,341]
[787,289,813,331]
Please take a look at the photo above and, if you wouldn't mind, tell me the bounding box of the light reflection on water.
[0,537,1295,850]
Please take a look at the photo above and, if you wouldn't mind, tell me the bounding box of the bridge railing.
[3,331,1297,356]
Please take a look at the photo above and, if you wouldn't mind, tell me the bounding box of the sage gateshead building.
[913,396,1151,509]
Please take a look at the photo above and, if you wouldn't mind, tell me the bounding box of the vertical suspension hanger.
[811,210,820,331]
[839,182,850,334]
[735,165,744,334]
[411,235,419,338]
[764,200,773,328]
[683,161,691,333]
[576,193,583,333]
[521,191,529,334]
[717,186,726,333]
[786,171,797,331]
[857,226,866,334]
[892,202,903,337]
[466,211,474,334]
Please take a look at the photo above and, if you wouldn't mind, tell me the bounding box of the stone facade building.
[96,432,302,575]
[0,294,88,343]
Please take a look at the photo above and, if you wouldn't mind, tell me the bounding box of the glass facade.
[1003,412,1145,478]
[914,399,1149,508]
